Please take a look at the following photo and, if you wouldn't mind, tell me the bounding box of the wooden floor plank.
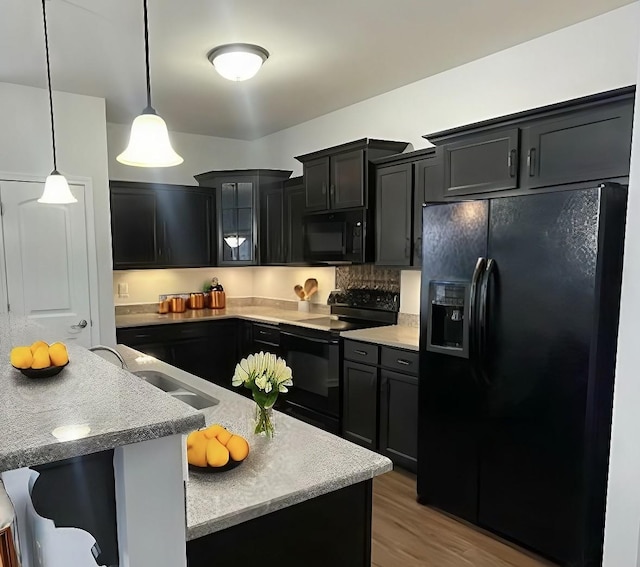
[372,469,556,567]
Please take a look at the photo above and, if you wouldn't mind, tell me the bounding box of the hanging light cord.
[142,0,154,113]
[41,0,58,172]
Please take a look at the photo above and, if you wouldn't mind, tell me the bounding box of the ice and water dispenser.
[426,281,470,358]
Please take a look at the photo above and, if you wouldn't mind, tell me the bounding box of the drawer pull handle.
[354,350,368,356]
[134,334,151,339]
[397,359,411,366]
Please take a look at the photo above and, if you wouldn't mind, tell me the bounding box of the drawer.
[117,326,166,345]
[253,323,280,345]
[170,323,211,340]
[344,340,379,365]
[381,346,419,375]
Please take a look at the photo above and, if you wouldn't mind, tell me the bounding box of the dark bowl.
[14,362,69,379]
[188,459,244,473]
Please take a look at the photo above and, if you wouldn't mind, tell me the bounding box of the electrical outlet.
[118,282,129,298]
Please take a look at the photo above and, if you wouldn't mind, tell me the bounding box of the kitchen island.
[0,315,205,567]
[116,344,392,567]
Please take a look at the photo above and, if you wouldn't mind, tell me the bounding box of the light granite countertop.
[116,306,335,332]
[0,341,204,474]
[116,344,393,541]
[341,325,420,351]
[116,306,420,350]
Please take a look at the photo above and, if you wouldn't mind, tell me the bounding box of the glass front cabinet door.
[220,179,256,264]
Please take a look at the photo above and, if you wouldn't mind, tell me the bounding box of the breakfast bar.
[0,316,391,567]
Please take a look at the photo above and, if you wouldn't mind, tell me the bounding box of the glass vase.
[254,403,275,438]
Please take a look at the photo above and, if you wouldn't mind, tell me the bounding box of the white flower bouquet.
[232,351,293,437]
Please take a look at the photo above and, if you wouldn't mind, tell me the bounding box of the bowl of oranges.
[10,341,69,378]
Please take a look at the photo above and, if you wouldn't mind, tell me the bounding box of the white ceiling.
[0,0,635,140]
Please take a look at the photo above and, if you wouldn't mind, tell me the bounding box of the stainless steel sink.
[132,370,219,409]
[133,370,181,392]
[170,391,219,410]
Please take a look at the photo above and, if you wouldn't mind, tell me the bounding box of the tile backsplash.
[335,265,401,293]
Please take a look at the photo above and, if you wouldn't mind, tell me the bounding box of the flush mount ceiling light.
[117,0,183,168]
[37,0,76,205]
[207,44,269,82]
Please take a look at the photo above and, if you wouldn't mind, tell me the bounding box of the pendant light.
[38,0,77,205]
[117,0,183,168]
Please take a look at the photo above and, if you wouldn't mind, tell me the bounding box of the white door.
[0,180,94,347]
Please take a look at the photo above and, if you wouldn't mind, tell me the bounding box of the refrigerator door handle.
[469,257,486,371]
[478,258,496,383]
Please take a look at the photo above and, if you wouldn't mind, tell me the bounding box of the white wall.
[603,33,640,567]
[0,82,116,345]
[250,3,639,174]
[113,266,336,306]
[107,123,255,185]
[113,268,254,304]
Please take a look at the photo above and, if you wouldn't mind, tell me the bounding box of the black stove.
[300,316,386,333]
[278,288,399,434]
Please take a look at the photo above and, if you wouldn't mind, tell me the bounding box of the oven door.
[279,328,341,421]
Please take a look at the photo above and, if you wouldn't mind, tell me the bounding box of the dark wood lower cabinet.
[187,481,372,567]
[342,341,418,472]
[116,320,238,389]
[379,369,418,471]
[342,360,379,450]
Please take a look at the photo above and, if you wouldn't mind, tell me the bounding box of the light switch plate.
[118,282,129,298]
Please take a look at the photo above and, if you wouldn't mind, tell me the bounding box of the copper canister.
[169,296,187,313]
[188,293,205,309]
[209,290,226,309]
[158,299,170,314]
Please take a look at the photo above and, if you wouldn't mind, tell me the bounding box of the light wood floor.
[372,469,557,567]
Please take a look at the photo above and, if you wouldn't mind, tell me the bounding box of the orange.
[226,435,250,462]
[206,438,230,467]
[31,346,50,369]
[30,340,49,354]
[10,346,33,369]
[48,342,69,366]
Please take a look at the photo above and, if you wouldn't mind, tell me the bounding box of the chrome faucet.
[88,345,128,369]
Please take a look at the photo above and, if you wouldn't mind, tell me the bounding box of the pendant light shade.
[208,44,269,81]
[38,171,77,204]
[38,0,76,204]
[117,111,183,167]
[117,0,183,168]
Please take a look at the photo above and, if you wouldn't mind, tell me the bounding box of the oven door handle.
[280,330,340,346]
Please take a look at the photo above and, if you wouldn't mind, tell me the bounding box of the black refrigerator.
[417,183,627,566]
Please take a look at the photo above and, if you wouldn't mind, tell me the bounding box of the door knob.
[71,319,88,329]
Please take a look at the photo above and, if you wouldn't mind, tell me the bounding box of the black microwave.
[303,209,371,264]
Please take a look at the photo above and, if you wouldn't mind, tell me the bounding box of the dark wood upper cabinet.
[156,188,213,267]
[110,182,213,270]
[520,101,634,190]
[283,176,306,264]
[441,127,519,197]
[425,86,634,200]
[373,147,442,268]
[295,138,409,213]
[110,189,159,269]
[304,158,330,211]
[195,169,292,266]
[331,149,366,209]
[376,163,413,267]
[260,184,284,264]
[414,152,444,267]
